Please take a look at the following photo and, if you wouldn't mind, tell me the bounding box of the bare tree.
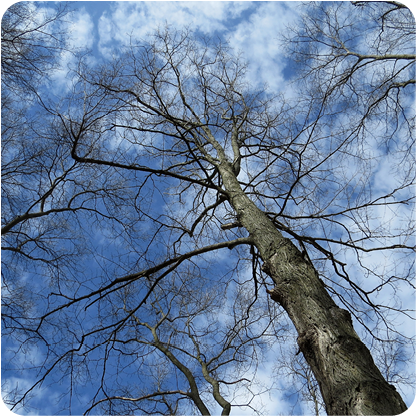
[80,267,284,416]
[2,2,414,415]
[1,1,71,94]
[284,1,415,154]
[275,343,325,416]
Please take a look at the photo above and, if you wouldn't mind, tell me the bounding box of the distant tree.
[1,0,75,348]
[284,1,415,155]
[1,1,71,94]
[2,2,414,415]
[275,344,325,416]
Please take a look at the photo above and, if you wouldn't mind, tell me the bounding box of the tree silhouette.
[2,2,414,415]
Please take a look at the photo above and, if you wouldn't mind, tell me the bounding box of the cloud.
[94,2,299,93]
[68,8,95,50]
[228,2,300,92]
[230,360,300,416]
[96,2,254,57]
[49,8,95,92]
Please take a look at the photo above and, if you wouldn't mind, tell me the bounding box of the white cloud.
[1,374,61,416]
[228,352,302,416]
[96,2,252,56]
[68,9,95,50]
[95,2,299,92]
[228,2,300,92]
[49,9,95,92]
[97,12,117,58]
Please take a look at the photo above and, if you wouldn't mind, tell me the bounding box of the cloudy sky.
[0,5,308,414]
[42,1,302,94]
[1,1,416,416]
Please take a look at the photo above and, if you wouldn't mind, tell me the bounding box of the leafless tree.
[274,343,325,416]
[79,267,285,415]
[1,1,71,94]
[2,2,415,415]
[284,1,415,156]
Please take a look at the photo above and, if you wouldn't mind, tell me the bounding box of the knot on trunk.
[266,286,283,304]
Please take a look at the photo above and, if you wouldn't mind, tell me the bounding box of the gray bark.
[218,160,407,415]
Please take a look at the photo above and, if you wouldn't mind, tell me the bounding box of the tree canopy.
[1,2,415,415]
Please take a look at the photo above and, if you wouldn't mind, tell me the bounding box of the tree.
[284,1,415,157]
[275,343,325,416]
[80,269,286,415]
[1,1,71,94]
[2,2,414,415]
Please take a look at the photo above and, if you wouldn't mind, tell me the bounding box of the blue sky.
[41,1,301,94]
[0,3,309,410]
[1,1,416,416]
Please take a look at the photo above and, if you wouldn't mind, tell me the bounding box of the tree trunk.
[218,161,407,415]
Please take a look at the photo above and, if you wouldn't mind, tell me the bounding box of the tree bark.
[218,160,407,415]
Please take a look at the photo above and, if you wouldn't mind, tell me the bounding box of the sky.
[0,3,308,413]
[40,1,302,95]
[1,1,416,416]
